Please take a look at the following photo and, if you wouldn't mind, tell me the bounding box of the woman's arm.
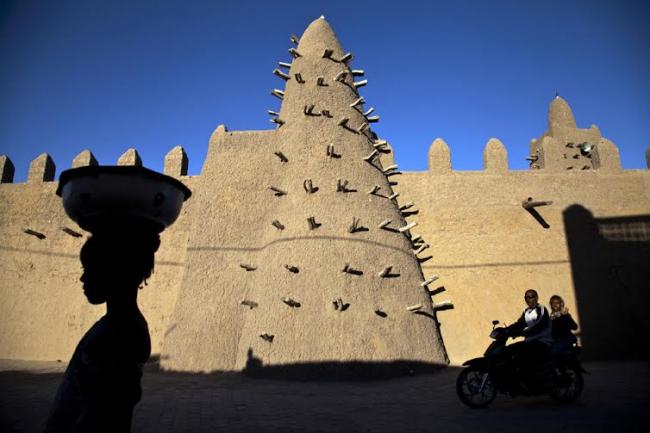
[561,307,578,331]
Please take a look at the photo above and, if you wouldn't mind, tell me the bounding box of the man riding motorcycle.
[455,288,584,408]
[503,289,553,389]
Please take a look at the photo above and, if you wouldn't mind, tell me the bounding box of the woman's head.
[80,225,160,304]
[524,289,539,308]
[549,295,565,313]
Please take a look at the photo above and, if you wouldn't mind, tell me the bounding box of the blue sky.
[1,0,649,181]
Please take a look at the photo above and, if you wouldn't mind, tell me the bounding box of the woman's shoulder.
[86,314,150,361]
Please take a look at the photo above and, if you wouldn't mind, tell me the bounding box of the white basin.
[56,166,192,233]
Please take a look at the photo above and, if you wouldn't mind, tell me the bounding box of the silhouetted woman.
[549,294,579,354]
[45,222,160,433]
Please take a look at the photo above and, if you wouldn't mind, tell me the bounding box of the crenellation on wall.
[592,138,621,172]
[117,148,142,166]
[206,124,228,154]
[27,153,55,183]
[0,155,15,183]
[428,138,452,174]
[72,150,98,168]
[164,145,188,177]
[483,138,508,172]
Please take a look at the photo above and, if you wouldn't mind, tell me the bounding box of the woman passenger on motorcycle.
[549,295,578,354]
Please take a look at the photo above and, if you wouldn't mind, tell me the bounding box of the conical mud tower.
[161,17,448,376]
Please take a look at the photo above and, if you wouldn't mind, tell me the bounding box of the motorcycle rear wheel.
[456,366,497,408]
[549,366,583,403]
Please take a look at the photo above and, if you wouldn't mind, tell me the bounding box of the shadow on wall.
[563,205,650,361]
[151,351,447,381]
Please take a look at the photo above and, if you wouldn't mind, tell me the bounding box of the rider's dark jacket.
[506,305,553,345]
[551,313,578,340]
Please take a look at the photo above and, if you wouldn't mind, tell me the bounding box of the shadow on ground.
[2,359,649,433]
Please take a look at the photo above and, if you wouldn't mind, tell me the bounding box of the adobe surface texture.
[0,17,648,370]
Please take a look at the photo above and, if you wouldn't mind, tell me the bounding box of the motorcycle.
[456,320,585,408]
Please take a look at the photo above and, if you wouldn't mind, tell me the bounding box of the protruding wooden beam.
[23,228,46,239]
[240,299,258,309]
[522,197,553,209]
[274,151,288,163]
[269,186,287,196]
[339,52,353,63]
[273,68,291,80]
[260,333,274,342]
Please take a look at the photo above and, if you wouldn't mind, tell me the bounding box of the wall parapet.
[426,137,646,175]
[1,138,647,185]
[0,145,193,185]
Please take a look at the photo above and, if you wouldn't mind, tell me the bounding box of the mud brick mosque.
[1,17,649,373]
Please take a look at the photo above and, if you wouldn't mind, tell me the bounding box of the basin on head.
[56,165,192,234]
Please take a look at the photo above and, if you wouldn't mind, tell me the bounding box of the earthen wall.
[0,152,196,361]
[1,143,648,364]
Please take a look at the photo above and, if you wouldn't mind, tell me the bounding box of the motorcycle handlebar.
[490,327,512,339]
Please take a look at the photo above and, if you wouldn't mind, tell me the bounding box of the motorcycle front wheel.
[456,366,497,408]
[549,366,583,403]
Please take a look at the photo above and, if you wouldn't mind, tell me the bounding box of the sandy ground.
[1,359,648,433]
